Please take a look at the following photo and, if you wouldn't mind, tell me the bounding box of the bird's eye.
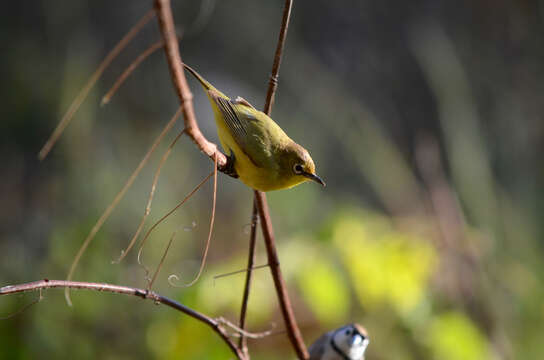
[345,329,351,336]
[293,164,303,174]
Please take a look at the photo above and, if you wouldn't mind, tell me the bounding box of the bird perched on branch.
[308,323,369,360]
[183,64,325,191]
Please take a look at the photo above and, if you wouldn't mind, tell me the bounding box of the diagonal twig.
[64,106,182,306]
[136,170,214,273]
[101,39,165,106]
[217,316,274,339]
[254,0,308,358]
[0,280,245,360]
[39,9,156,160]
[238,200,259,356]
[177,153,218,288]
[153,0,227,169]
[114,128,186,264]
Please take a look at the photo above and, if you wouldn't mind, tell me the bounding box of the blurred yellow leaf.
[293,239,350,324]
[197,255,276,324]
[146,320,177,358]
[426,311,491,360]
[333,211,436,315]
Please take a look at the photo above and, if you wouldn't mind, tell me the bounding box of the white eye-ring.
[293,164,303,174]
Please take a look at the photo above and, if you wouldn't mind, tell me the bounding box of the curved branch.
[153,0,227,169]
[238,200,259,356]
[0,279,245,360]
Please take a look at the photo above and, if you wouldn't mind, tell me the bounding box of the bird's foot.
[219,153,238,178]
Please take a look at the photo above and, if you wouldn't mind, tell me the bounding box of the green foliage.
[293,239,350,324]
[426,312,491,360]
[333,212,436,315]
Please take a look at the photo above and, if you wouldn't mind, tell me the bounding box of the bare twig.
[115,129,186,264]
[178,153,218,288]
[65,106,182,306]
[263,0,293,116]
[39,9,156,160]
[136,170,214,271]
[153,0,227,169]
[254,0,308,358]
[0,289,43,320]
[255,190,308,359]
[148,228,179,289]
[214,264,268,282]
[101,39,165,106]
[0,280,245,360]
[238,200,259,356]
[217,316,274,339]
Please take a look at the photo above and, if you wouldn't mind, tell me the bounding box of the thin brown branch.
[0,289,43,320]
[39,9,156,160]
[178,153,218,288]
[256,0,308,358]
[148,228,178,290]
[238,200,259,356]
[136,170,214,271]
[263,0,293,116]
[65,106,182,306]
[101,39,165,106]
[255,190,308,359]
[217,317,274,340]
[153,0,227,169]
[214,264,268,282]
[0,280,245,360]
[115,129,186,264]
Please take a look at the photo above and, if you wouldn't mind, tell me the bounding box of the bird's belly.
[236,159,305,191]
[215,121,274,191]
[231,146,279,191]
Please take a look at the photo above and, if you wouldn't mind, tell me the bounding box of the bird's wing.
[211,94,274,168]
[308,333,330,360]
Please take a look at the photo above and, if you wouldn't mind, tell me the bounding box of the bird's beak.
[302,172,326,187]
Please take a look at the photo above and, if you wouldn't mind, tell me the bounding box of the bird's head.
[331,324,369,360]
[283,142,325,187]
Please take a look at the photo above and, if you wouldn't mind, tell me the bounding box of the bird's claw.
[219,153,238,178]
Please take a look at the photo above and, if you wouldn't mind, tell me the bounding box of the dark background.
[1,1,543,359]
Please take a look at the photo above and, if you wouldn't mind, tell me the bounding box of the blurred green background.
[1,1,543,359]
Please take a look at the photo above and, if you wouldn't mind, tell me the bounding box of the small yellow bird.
[183,64,325,191]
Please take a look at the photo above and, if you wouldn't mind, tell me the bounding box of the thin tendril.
[175,153,218,288]
[113,128,186,264]
[147,229,179,290]
[39,10,155,160]
[136,171,214,275]
[101,39,164,106]
[64,106,181,306]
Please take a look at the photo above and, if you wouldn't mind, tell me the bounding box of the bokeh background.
[1,1,543,359]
